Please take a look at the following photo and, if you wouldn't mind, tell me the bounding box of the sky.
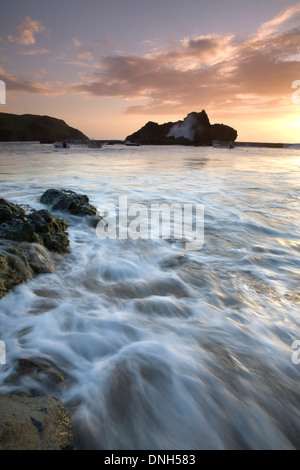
[0,0,300,142]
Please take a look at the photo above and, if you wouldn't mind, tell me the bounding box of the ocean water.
[0,141,300,450]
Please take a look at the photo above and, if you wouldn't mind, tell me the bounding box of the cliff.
[125,110,237,146]
[0,112,89,142]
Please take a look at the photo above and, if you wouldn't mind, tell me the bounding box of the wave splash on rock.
[125,110,238,146]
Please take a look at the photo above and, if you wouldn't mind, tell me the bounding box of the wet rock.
[0,199,69,253]
[0,243,32,298]
[17,358,66,388]
[0,394,73,450]
[0,240,56,298]
[0,198,69,298]
[0,191,100,299]
[40,188,99,217]
[21,243,56,274]
[3,357,73,398]
[0,198,26,223]
[159,254,190,269]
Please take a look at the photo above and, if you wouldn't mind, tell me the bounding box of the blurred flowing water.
[0,142,300,449]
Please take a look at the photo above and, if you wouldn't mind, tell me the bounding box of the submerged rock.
[2,358,70,395]
[17,358,66,386]
[0,394,73,450]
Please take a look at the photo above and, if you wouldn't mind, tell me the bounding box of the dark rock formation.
[210,123,237,143]
[125,110,237,146]
[0,393,73,450]
[0,112,89,143]
[0,189,102,298]
[0,198,69,298]
[40,189,102,227]
[0,240,56,299]
[40,189,96,216]
[2,358,70,394]
[0,199,69,253]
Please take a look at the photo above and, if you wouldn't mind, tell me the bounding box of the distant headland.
[0,111,297,148]
[0,112,89,143]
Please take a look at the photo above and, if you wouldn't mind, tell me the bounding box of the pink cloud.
[76,50,93,61]
[71,37,81,48]
[8,17,45,45]
[0,67,65,96]
[19,48,50,55]
[257,3,300,38]
[3,6,300,118]
[69,19,300,115]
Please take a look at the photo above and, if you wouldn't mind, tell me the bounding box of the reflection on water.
[184,156,209,169]
[0,143,300,449]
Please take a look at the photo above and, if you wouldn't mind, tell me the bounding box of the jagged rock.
[40,189,96,216]
[0,240,56,299]
[0,394,73,450]
[40,189,102,226]
[0,198,69,298]
[0,190,101,299]
[125,110,238,146]
[0,199,69,253]
[0,243,31,298]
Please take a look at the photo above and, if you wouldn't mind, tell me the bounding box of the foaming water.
[0,142,300,449]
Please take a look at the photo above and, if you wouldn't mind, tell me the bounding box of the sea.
[0,141,300,450]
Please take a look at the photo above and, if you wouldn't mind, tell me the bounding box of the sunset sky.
[1,0,300,142]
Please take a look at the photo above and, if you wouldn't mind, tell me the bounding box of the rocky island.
[125,110,237,146]
[0,112,89,143]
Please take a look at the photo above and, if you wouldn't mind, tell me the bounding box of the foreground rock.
[40,189,102,226]
[0,198,69,298]
[0,112,89,143]
[0,240,56,299]
[0,394,73,450]
[0,189,101,298]
[0,198,69,252]
[125,110,238,146]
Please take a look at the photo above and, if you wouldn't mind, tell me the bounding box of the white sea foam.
[0,143,300,449]
[167,114,197,141]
